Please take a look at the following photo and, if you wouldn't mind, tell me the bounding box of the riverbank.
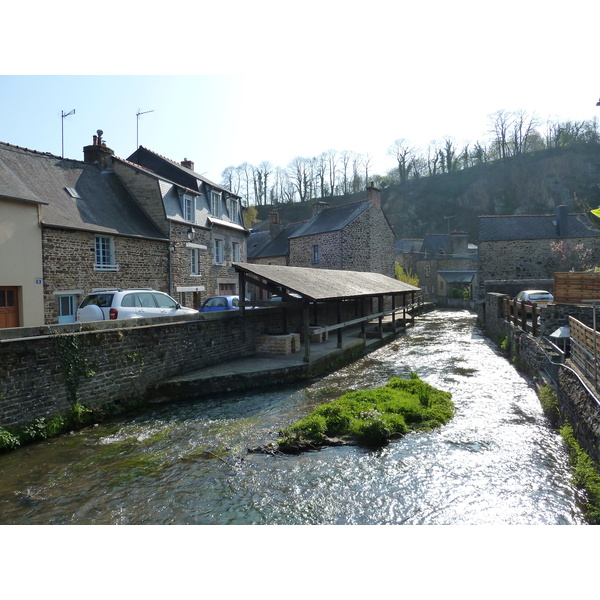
[0,304,436,452]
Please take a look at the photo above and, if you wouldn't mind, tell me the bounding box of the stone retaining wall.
[0,310,282,430]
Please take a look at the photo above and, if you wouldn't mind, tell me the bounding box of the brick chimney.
[83,130,114,171]
[181,158,194,171]
[366,183,381,209]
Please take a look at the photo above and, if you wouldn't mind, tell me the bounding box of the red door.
[0,287,20,328]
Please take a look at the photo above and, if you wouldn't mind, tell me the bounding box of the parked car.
[76,289,199,322]
[200,295,251,312]
[514,290,554,314]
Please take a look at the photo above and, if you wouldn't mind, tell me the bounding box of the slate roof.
[235,262,420,301]
[0,142,167,239]
[395,239,423,253]
[248,222,306,259]
[478,213,600,242]
[126,147,239,198]
[288,201,370,238]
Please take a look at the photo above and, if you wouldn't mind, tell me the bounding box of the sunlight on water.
[0,310,586,525]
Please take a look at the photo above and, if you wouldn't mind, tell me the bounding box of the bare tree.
[287,156,312,203]
[388,138,414,183]
[489,109,513,160]
[361,153,373,187]
[326,149,338,196]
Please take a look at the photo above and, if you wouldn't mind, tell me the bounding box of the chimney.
[312,200,329,216]
[366,183,381,209]
[83,129,114,171]
[268,211,283,238]
[181,158,194,171]
[556,205,569,237]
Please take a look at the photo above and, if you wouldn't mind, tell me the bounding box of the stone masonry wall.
[0,309,281,430]
[479,237,600,282]
[42,228,169,324]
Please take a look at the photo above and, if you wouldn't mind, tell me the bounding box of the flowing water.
[0,309,585,524]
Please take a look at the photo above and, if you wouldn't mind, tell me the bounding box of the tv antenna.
[136,109,154,148]
[444,215,456,234]
[61,109,75,158]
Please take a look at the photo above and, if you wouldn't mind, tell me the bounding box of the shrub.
[278,374,453,451]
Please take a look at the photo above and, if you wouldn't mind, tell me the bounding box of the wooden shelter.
[234,263,421,362]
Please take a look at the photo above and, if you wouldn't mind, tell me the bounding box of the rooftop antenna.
[136,109,154,148]
[61,109,75,158]
[444,215,456,234]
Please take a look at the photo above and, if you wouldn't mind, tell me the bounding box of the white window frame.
[183,194,195,223]
[191,248,201,276]
[214,238,224,265]
[424,265,431,277]
[211,191,222,217]
[231,241,240,263]
[229,198,239,223]
[57,294,77,324]
[94,235,119,271]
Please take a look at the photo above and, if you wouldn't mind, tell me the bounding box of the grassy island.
[278,373,454,453]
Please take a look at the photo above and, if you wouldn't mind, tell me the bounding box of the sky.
[2,1,599,186]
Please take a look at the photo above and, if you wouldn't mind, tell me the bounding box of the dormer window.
[211,191,222,217]
[229,198,239,223]
[182,194,195,223]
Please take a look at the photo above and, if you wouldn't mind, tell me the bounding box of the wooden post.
[337,300,343,348]
[378,295,384,339]
[303,302,311,363]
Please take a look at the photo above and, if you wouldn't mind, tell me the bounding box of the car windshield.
[530,294,552,301]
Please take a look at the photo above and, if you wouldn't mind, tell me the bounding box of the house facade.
[115,146,248,308]
[0,140,169,326]
[413,233,478,300]
[0,132,248,327]
[248,186,395,277]
[0,195,45,327]
[477,206,600,299]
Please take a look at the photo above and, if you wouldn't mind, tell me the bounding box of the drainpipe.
[168,220,174,296]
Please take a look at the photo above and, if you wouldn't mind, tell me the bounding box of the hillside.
[253,143,600,243]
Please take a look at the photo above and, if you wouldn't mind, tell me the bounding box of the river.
[0,309,586,525]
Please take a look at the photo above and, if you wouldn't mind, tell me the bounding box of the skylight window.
[64,187,81,199]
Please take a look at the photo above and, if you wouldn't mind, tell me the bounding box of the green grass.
[560,423,600,524]
[278,373,453,452]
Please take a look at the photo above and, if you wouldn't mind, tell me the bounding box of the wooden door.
[0,287,19,328]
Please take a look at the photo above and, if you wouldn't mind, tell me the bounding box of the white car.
[76,288,199,322]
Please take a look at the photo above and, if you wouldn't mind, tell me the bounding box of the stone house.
[114,145,248,308]
[412,232,478,301]
[249,186,394,273]
[0,140,169,326]
[477,205,600,299]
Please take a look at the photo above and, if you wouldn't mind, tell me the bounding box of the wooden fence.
[569,316,599,390]
[502,297,541,336]
[554,272,600,304]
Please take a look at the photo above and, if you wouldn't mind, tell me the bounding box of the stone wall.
[479,237,600,287]
[42,228,169,324]
[0,310,283,430]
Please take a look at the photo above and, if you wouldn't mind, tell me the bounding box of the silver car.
[77,289,199,322]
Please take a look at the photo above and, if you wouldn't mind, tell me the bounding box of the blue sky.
[2,1,599,184]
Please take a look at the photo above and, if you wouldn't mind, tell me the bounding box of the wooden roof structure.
[234,263,421,363]
[234,262,419,301]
